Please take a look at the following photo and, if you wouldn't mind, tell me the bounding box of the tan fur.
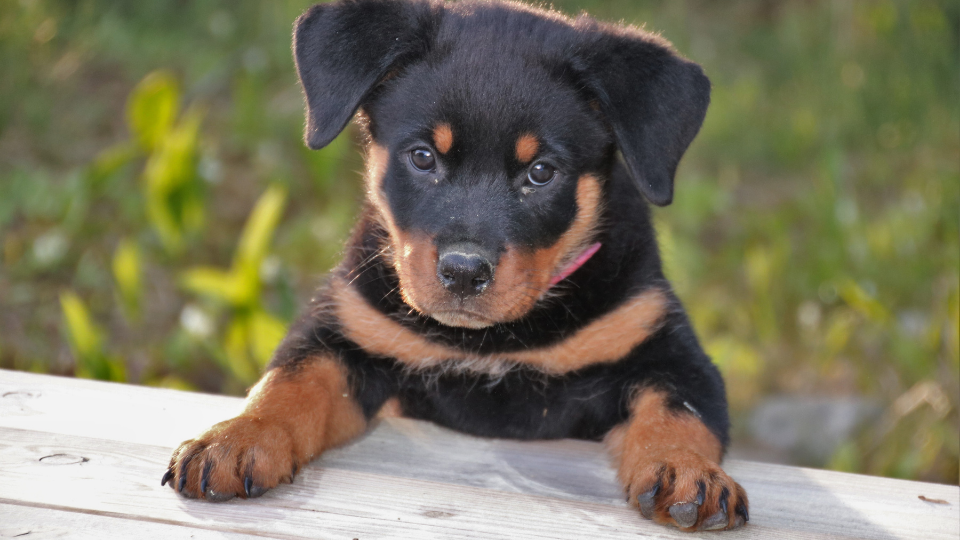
[366,144,437,314]
[376,397,404,418]
[333,275,668,374]
[510,290,668,371]
[494,174,604,318]
[606,390,747,530]
[334,277,466,364]
[445,173,604,326]
[433,123,454,154]
[515,133,539,163]
[171,358,366,499]
[365,146,608,329]
[393,231,444,315]
[244,359,367,454]
[366,144,393,224]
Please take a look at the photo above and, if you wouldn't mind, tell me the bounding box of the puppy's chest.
[333,274,669,376]
[393,365,623,440]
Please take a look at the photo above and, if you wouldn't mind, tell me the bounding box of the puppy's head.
[294,0,709,328]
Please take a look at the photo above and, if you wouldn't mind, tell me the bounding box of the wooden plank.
[0,427,705,540]
[0,370,622,504]
[0,369,242,448]
[1,427,957,540]
[0,502,264,540]
[1,369,957,539]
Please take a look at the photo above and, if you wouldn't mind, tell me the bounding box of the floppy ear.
[573,24,710,206]
[293,0,441,150]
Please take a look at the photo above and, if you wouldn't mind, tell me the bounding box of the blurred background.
[0,0,957,484]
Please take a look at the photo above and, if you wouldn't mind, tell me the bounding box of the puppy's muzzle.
[436,246,493,298]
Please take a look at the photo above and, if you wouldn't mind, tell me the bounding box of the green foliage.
[112,238,142,319]
[181,184,289,383]
[140,99,207,256]
[126,71,180,152]
[1,0,957,484]
[60,291,125,382]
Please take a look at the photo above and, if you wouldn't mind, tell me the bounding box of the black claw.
[669,502,699,528]
[247,484,268,498]
[695,480,706,506]
[200,460,212,496]
[720,487,730,515]
[637,492,656,519]
[243,476,253,498]
[161,469,173,487]
[205,490,235,503]
[701,510,728,531]
[736,502,749,522]
[177,453,194,494]
[636,480,661,519]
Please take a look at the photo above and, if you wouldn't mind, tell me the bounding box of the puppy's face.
[362,50,611,328]
[294,0,711,328]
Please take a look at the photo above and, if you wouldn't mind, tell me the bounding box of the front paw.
[627,450,748,531]
[162,415,299,502]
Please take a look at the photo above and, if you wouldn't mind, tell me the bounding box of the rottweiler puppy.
[163,0,749,531]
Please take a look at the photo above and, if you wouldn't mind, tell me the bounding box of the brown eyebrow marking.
[515,133,539,163]
[433,123,454,154]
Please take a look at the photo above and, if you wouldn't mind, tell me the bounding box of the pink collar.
[550,242,602,286]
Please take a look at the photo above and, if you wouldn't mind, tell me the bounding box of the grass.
[0,0,957,483]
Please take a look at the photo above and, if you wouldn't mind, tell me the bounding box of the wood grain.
[0,369,957,539]
[0,502,265,539]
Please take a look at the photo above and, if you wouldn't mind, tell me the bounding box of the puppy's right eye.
[410,148,436,171]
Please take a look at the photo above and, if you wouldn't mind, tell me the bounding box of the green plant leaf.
[87,142,138,188]
[235,183,287,270]
[60,290,103,360]
[126,70,179,151]
[143,104,205,254]
[838,279,891,325]
[223,316,259,383]
[179,185,286,309]
[59,291,124,381]
[180,267,248,305]
[249,309,287,366]
[112,238,142,318]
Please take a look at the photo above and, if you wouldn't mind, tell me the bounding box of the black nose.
[437,250,493,297]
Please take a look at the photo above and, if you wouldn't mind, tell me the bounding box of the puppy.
[164,0,748,531]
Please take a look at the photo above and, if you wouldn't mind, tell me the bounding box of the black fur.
[276,0,727,448]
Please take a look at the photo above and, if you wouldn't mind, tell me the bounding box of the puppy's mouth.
[424,242,604,329]
[429,309,493,329]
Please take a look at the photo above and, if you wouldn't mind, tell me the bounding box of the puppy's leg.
[607,389,748,531]
[164,356,366,501]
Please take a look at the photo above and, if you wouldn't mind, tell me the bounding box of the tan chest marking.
[333,276,668,375]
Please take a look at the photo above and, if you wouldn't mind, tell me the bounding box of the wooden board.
[0,369,957,539]
[0,503,265,540]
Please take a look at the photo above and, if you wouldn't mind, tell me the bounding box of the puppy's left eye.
[410,148,436,171]
[527,162,556,186]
